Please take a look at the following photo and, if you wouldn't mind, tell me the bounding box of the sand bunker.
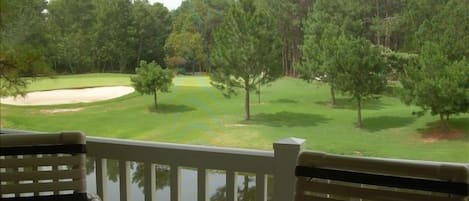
[0,86,134,106]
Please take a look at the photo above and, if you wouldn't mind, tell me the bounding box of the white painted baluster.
[256,173,267,201]
[119,160,131,201]
[226,170,237,201]
[96,158,108,201]
[144,162,156,201]
[170,165,180,201]
[197,168,207,201]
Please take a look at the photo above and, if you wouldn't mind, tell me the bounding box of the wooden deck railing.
[86,137,304,201]
[2,129,467,201]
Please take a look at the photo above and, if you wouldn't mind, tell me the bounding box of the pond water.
[86,159,273,201]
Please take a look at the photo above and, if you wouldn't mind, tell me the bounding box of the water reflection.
[207,170,226,201]
[210,173,256,201]
[86,159,272,201]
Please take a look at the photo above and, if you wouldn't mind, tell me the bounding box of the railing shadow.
[243,111,331,127]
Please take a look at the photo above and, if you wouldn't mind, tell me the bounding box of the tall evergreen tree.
[332,36,387,128]
[297,0,365,106]
[210,0,282,120]
[400,43,469,130]
[414,0,469,61]
[0,0,51,96]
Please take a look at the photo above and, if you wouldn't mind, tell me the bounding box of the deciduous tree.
[130,61,175,111]
[132,1,171,68]
[47,0,96,73]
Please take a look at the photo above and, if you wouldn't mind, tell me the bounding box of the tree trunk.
[330,84,336,106]
[154,90,158,111]
[357,97,363,128]
[192,61,195,75]
[245,85,251,120]
[440,113,449,131]
[258,82,261,104]
[385,0,391,48]
[375,0,381,45]
[243,175,249,198]
[136,34,143,65]
[68,62,74,74]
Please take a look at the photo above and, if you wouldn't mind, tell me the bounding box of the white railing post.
[273,138,305,201]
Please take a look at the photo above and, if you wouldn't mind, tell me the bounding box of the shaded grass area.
[1,74,468,162]
[147,104,196,114]
[363,116,417,132]
[244,112,331,127]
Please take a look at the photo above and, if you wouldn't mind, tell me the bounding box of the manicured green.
[25,73,132,91]
[1,74,468,162]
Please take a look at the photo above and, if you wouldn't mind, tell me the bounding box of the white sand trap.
[0,86,134,106]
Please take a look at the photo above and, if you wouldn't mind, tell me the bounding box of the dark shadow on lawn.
[148,104,196,114]
[315,98,388,110]
[242,111,330,127]
[270,98,299,104]
[417,117,469,142]
[363,116,416,132]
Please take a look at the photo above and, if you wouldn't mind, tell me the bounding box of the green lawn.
[25,73,132,91]
[1,74,468,162]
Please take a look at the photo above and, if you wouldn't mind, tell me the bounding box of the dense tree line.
[5,0,464,78]
[2,0,467,127]
[1,0,50,96]
[295,0,468,128]
[45,0,172,73]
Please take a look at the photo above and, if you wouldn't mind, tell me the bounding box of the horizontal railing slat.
[299,180,462,201]
[0,168,84,181]
[0,155,82,168]
[296,166,469,195]
[1,180,85,194]
[87,137,275,174]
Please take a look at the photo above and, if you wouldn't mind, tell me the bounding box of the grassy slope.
[26,73,132,91]
[1,74,468,162]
